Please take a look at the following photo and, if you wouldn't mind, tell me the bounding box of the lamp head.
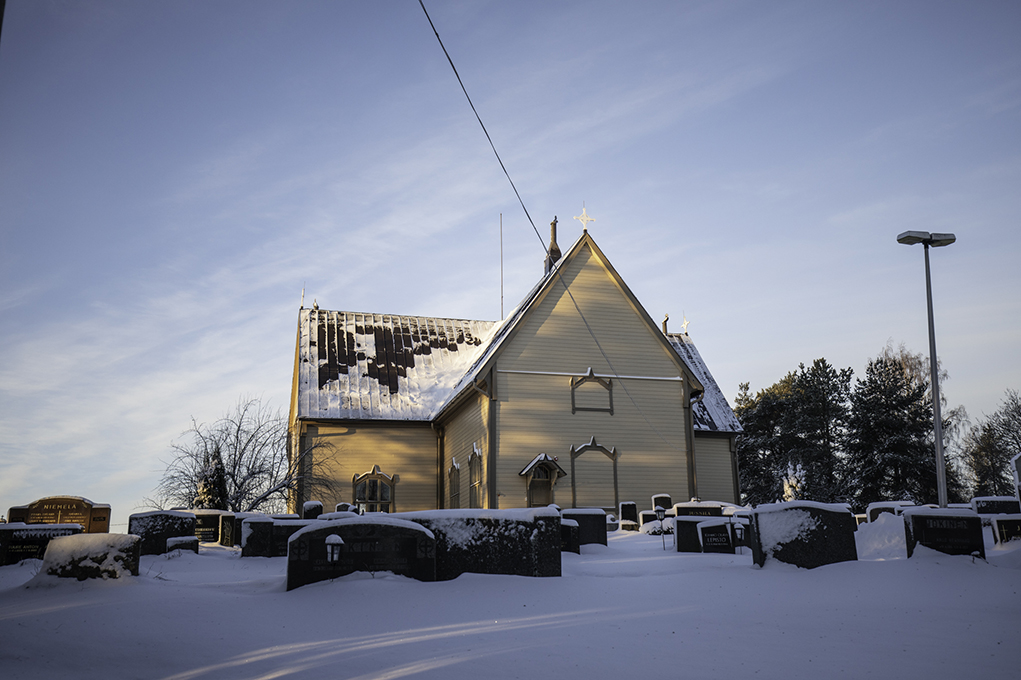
[897,230,956,247]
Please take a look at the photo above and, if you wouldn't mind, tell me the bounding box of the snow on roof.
[666,333,742,434]
[296,309,499,420]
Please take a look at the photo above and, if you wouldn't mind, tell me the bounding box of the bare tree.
[147,397,339,513]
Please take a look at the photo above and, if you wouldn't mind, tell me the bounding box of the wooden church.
[287,222,741,514]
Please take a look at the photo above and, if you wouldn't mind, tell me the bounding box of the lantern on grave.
[325,534,344,563]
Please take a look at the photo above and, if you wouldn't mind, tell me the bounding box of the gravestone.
[866,501,913,523]
[167,536,199,553]
[639,510,658,527]
[0,524,83,565]
[903,508,985,559]
[241,518,314,557]
[335,502,358,513]
[41,533,140,580]
[192,510,226,542]
[561,518,580,554]
[673,517,704,553]
[651,494,672,511]
[400,508,561,580]
[992,515,1021,544]
[219,514,236,546]
[750,502,858,569]
[303,501,324,520]
[6,496,111,533]
[286,518,436,590]
[673,502,724,517]
[128,511,196,556]
[562,508,607,546]
[971,496,1021,516]
[619,502,639,525]
[698,519,735,554]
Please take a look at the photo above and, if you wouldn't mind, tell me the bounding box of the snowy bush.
[41,534,140,580]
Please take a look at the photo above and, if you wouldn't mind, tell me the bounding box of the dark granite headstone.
[0,524,84,565]
[971,497,1021,516]
[750,502,858,569]
[400,508,561,580]
[219,514,236,546]
[651,494,672,511]
[866,502,913,523]
[639,510,658,527]
[673,517,704,553]
[561,518,580,554]
[619,502,639,524]
[286,518,436,590]
[302,501,324,520]
[167,536,200,553]
[335,502,358,513]
[128,511,196,556]
[191,510,226,542]
[562,509,607,546]
[673,503,724,517]
[698,520,735,554]
[241,518,313,557]
[42,534,140,579]
[6,496,110,533]
[993,515,1021,544]
[904,509,985,559]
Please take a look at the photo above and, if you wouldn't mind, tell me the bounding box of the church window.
[468,444,483,509]
[571,368,613,415]
[448,459,461,509]
[352,465,398,513]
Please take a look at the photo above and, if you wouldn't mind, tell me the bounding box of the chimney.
[544,216,562,275]
[662,314,669,334]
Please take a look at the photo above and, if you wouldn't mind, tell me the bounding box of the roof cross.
[574,205,595,232]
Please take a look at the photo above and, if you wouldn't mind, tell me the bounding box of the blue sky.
[2,1,1019,527]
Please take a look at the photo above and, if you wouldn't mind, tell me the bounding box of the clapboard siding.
[694,436,737,504]
[442,393,489,508]
[494,371,689,509]
[309,422,438,512]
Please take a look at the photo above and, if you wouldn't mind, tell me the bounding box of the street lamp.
[897,230,956,508]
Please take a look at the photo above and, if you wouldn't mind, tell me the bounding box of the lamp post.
[655,506,667,550]
[896,230,956,508]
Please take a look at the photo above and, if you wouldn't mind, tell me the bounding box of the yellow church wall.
[296,420,438,513]
[440,392,489,508]
[694,435,738,504]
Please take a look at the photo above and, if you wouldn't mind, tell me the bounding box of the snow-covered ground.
[1,514,1019,680]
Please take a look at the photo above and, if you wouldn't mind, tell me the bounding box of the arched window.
[352,465,398,513]
[468,444,483,509]
[448,459,461,509]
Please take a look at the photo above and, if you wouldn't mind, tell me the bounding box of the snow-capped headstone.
[191,509,227,542]
[991,515,1021,544]
[41,533,140,580]
[639,510,658,528]
[651,494,672,512]
[970,496,1021,516]
[302,501,324,520]
[866,501,914,523]
[750,502,857,569]
[903,507,985,559]
[673,501,724,517]
[167,536,199,554]
[673,516,704,553]
[561,518,580,554]
[562,508,607,546]
[697,519,734,554]
[286,517,437,590]
[128,511,196,556]
[6,496,111,533]
[619,501,638,524]
[0,523,83,565]
[241,518,314,557]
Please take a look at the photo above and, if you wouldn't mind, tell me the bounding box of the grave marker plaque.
[192,510,226,542]
[128,511,196,556]
[673,502,724,517]
[971,497,1021,516]
[698,520,735,554]
[619,502,638,524]
[904,509,985,559]
[992,515,1021,544]
[673,517,704,553]
[561,519,580,554]
[0,524,84,565]
[750,502,857,569]
[6,496,110,533]
[651,494,672,511]
[562,509,607,546]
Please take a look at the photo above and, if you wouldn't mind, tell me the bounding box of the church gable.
[498,238,692,382]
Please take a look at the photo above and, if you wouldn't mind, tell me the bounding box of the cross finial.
[574,204,595,232]
[681,314,690,335]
